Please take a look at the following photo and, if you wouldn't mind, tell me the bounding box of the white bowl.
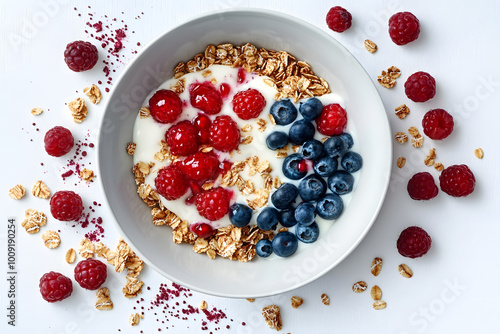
[97,8,391,298]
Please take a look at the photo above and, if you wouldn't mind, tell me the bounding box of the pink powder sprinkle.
[93,21,103,32]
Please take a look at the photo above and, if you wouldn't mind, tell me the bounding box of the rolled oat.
[8,185,25,199]
[32,180,50,199]
[42,230,61,249]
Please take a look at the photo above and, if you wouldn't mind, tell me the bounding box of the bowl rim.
[97,7,392,298]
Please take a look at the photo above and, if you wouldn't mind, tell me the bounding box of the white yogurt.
[133,64,359,253]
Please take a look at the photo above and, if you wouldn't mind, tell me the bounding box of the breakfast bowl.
[97,8,391,298]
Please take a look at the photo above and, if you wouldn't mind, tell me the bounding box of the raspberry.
[232,88,266,120]
[39,271,73,302]
[422,109,454,140]
[190,222,215,239]
[407,172,438,200]
[189,82,222,115]
[44,126,74,157]
[326,6,352,33]
[50,190,84,221]
[404,71,436,102]
[397,226,432,258]
[193,113,212,145]
[219,83,231,99]
[166,120,199,156]
[315,103,347,136]
[155,164,188,200]
[388,12,420,45]
[209,115,240,152]
[196,187,230,221]
[63,41,99,72]
[149,89,182,124]
[74,258,107,290]
[180,152,220,182]
[439,164,475,197]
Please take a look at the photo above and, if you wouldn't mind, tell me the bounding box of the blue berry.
[279,207,298,227]
[299,97,323,121]
[339,132,354,149]
[270,99,297,125]
[289,119,315,145]
[256,207,280,231]
[341,151,363,173]
[294,202,316,226]
[271,183,299,209]
[296,222,320,243]
[327,171,354,195]
[313,156,338,177]
[256,239,273,257]
[324,136,348,159]
[301,140,324,160]
[272,231,299,257]
[266,131,289,150]
[282,154,308,180]
[298,174,327,202]
[316,193,344,220]
[229,203,253,227]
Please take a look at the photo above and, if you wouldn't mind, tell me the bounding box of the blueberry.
[266,131,289,150]
[229,203,253,227]
[298,174,327,202]
[327,171,354,195]
[324,136,348,159]
[339,132,354,150]
[279,207,298,227]
[313,156,338,177]
[270,99,297,125]
[271,183,299,209]
[294,202,316,226]
[289,119,315,145]
[299,97,323,121]
[272,231,299,257]
[256,207,280,231]
[301,139,324,160]
[341,151,363,173]
[282,154,308,180]
[295,222,320,243]
[256,239,273,258]
[316,193,344,220]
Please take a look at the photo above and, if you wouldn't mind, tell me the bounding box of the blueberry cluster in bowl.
[230,97,363,258]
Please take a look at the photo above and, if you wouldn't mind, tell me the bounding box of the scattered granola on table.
[262,305,282,331]
[8,184,25,199]
[83,84,102,104]
[32,180,50,199]
[21,209,47,234]
[42,230,61,249]
[377,66,401,88]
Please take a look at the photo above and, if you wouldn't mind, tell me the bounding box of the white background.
[1,0,498,333]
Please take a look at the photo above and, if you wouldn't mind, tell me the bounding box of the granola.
[364,39,378,53]
[80,168,95,182]
[96,287,113,310]
[291,296,303,309]
[32,180,50,199]
[8,184,25,199]
[83,84,102,104]
[352,281,368,293]
[395,104,410,119]
[377,66,400,88]
[398,264,413,278]
[321,293,330,305]
[31,107,43,115]
[262,305,282,331]
[370,257,383,276]
[370,285,382,300]
[65,248,77,264]
[397,157,406,168]
[21,209,47,234]
[42,230,61,249]
[129,313,143,326]
[474,148,484,159]
[68,97,88,123]
[373,300,387,310]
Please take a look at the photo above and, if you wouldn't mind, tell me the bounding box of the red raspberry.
[196,187,230,221]
[64,41,99,72]
[388,12,420,45]
[404,71,436,102]
[407,172,438,200]
[74,258,107,290]
[219,83,231,99]
[189,82,222,115]
[166,120,199,156]
[232,88,266,120]
[50,190,84,221]
[149,89,182,124]
[190,222,215,239]
[180,152,220,182]
[209,115,240,152]
[44,126,74,157]
[326,6,352,33]
[315,103,347,136]
[155,164,188,200]
[439,164,475,197]
[422,109,454,140]
[39,271,73,302]
[237,68,247,84]
[397,226,432,258]
[193,113,212,145]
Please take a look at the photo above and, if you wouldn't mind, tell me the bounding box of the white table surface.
[1,0,498,333]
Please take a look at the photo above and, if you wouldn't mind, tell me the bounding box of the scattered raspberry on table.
[439,164,476,197]
[74,258,107,290]
[404,71,436,102]
[50,190,84,221]
[64,40,99,72]
[39,271,73,302]
[422,109,454,140]
[407,172,439,200]
[397,226,432,258]
[326,6,352,33]
[44,126,74,157]
[388,12,420,45]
